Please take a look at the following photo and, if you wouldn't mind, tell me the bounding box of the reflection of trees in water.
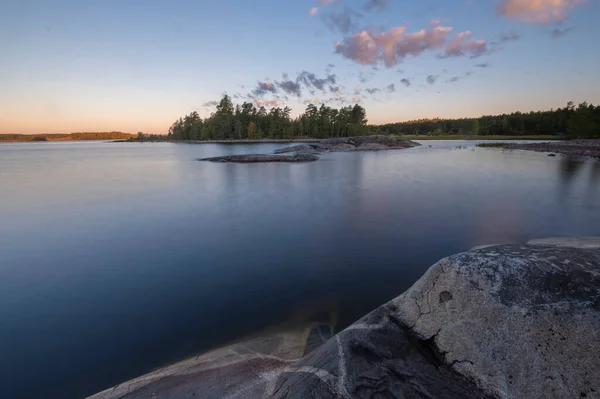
[559,155,584,183]
[585,161,600,206]
[590,161,600,183]
[557,156,585,206]
[558,157,600,208]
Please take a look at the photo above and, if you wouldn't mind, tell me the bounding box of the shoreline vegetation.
[0,132,135,142]
[3,99,598,144]
[162,96,598,142]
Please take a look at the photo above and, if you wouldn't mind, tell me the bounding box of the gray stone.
[199,154,319,163]
[89,238,600,399]
[274,239,600,398]
[527,236,600,249]
[274,136,420,155]
[273,144,320,154]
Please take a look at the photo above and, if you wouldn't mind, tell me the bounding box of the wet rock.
[199,154,319,163]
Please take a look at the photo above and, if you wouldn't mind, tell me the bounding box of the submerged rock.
[199,154,319,163]
[89,237,600,398]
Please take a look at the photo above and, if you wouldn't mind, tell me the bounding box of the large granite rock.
[88,314,338,399]
[273,135,420,154]
[89,238,600,399]
[273,238,600,398]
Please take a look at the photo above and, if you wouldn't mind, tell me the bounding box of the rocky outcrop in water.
[500,139,600,158]
[274,135,420,155]
[89,237,600,399]
[199,154,319,163]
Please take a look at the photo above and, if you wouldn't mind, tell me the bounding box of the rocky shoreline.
[500,139,600,158]
[89,237,600,399]
[199,136,420,163]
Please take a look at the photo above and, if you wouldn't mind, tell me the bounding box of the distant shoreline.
[112,138,321,144]
[113,134,563,144]
[0,132,135,143]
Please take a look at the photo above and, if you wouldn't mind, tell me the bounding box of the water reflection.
[1,141,599,399]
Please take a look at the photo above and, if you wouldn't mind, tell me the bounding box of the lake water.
[1,140,599,398]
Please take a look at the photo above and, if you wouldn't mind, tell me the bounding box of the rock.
[501,139,600,158]
[88,238,600,399]
[275,136,420,154]
[88,315,338,399]
[273,238,600,398]
[199,154,319,163]
[273,144,320,154]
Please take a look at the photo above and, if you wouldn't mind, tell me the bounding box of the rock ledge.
[90,237,600,399]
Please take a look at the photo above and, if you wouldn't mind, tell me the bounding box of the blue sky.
[0,0,598,134]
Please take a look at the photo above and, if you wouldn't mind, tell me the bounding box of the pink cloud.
[334,24,459,67]
[443,31,488,57]
[310,7,318,16]
[320,0,337,4]
[498,0,585,24]
[253,98,285,108]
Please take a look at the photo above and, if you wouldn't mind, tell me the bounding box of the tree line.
[167,95,369,141]
[374,102,600,138]
[168,98,598,141]
[0,132,135,142]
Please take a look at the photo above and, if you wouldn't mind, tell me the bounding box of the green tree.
[247,121,257,139]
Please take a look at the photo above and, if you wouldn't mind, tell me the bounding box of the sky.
[0,0,599,134]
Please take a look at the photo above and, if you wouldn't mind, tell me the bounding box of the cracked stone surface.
[89,237,600,399]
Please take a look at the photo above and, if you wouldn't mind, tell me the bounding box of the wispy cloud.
[499,31,521,42]
[310,7,318,16]
[386,83,396,93]
[201,101,219,108]
[441,30,488,58]
[400,78,412,87]
[426,75,438,85]
[276,78,302,97]
[297,71,337,91]
[324,7,363,33]
[498,0,585,24]
[251,81,277,97]
[475,63,490,68]
[253,98,285,108]
[551,26,574,37]
[363,0,389,11]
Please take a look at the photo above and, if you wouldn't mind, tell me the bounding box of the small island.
[198,136,421,163]
[478,139,600,158]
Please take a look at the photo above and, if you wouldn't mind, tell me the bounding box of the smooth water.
[1,140,599,398]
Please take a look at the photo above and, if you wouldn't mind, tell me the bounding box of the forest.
[374,102,600,138]
[167,95,369,141]
[168,98,599,141]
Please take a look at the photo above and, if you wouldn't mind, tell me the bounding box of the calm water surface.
[1,140,599,398]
